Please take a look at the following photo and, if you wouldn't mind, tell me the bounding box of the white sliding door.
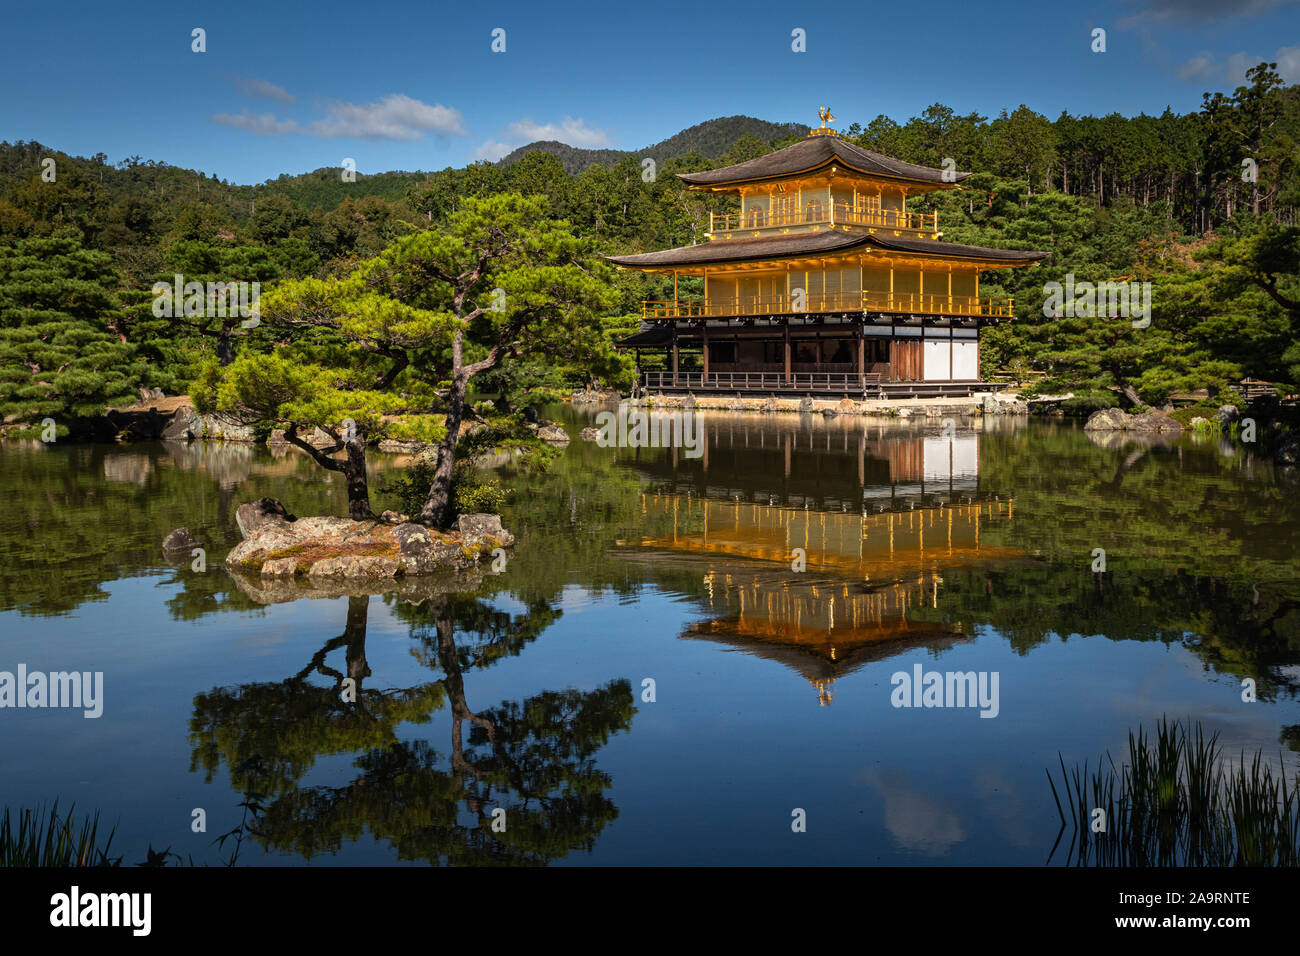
[951,340,978,380]
[923,340,950,381]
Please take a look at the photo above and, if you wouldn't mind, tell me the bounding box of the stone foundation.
[623,391,1029,419]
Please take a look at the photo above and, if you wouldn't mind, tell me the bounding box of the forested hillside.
[495,115,807,171]
[1,63,1297,422]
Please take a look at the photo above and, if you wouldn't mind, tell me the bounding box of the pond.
[1,408,1298,865]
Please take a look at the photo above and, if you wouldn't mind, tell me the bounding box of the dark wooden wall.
[893,340,923,381]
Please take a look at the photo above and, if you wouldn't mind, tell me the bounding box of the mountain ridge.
[495,115,809,173]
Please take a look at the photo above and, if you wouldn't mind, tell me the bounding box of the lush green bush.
[1056,393,1121,417]
[380,457,510,519]
[453,472,509,515]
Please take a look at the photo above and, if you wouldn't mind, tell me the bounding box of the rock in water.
[1084,407,1182,433]
[226,509,514,580]
[457,513,516,548]
[1083,408,1130,431]
[579,426,601,442]
[1218,404,1239,426]
[260,557,299,578]
[536,424,570,444]
[307,555,402,580]
[235,497,297,539]
[162,527,201,551]
[161,406,200,442]
[1126,412,1183,433]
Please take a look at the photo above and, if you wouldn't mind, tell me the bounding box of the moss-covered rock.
[224,500,513,580]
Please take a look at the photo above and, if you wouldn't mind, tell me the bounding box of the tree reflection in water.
[189,593,634,864]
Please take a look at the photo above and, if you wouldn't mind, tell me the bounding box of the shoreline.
[587,390,1033,420]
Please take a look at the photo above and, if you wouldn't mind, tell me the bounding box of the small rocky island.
[221,498,514,582]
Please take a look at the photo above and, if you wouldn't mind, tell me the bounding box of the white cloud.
[1225,51,1265,80]
[211,93,465,141]
[1176,44,1300,84]
[234,77,296,104]
[1176,53,1217,81]
[211,111,302,135]
[503,117,610,148]
[471,140,516,162]
[308,94,465,140]
[1274,44,1300,82]
[1122,0,1296,27]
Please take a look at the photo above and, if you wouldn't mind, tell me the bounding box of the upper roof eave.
[605,231,1049,270]
[676,135,972,189]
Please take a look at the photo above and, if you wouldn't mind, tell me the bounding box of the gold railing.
[642,290,1013,319]
[710,204,937,234]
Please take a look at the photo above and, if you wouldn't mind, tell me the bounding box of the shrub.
[379,458,511,519]
[1059,392,1121,417]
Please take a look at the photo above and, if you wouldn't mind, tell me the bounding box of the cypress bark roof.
[617,326,674,347]
[677,135,971,188]
[606,231,1049,268]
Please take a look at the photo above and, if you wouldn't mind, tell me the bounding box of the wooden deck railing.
[639,371,994,398]
[710,204,936,234]
[642,370,881,393]
[642,290,1013,320]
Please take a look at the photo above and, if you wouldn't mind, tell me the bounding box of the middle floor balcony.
[641,289,1014,321]
[709,203,937,237]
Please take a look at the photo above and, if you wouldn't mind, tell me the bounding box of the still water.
[1,409,1298,865]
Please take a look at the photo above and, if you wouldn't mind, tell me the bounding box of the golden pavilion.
[609,110,1049,398]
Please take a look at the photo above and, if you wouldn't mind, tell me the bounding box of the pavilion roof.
[617,326,674,347]
[677,134,971,189]
[606,231,1050,269]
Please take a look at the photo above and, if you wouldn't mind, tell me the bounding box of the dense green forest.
[1,67,1298,427]
[494,115,808,171]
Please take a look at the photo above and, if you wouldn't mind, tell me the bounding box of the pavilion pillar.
[671,325,679,385]
[890,318,898,382]
[857,321,865,387]
[783,321,791,384]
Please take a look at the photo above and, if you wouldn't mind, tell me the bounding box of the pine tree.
[0,237,142,422]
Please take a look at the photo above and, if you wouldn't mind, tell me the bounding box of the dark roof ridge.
[606,231,1049,268]
[677,134,972,188]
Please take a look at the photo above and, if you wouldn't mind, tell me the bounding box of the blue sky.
[1,0,1297,184]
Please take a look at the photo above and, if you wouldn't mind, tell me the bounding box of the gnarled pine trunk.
[418,374,466,529]
[342,439,372,520]
[284,426,374,520]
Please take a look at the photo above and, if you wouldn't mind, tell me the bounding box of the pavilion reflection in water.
[615,411,1014,512]
[620,426,1022,704]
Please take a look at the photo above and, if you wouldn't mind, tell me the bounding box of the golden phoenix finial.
[818,106,836,128]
